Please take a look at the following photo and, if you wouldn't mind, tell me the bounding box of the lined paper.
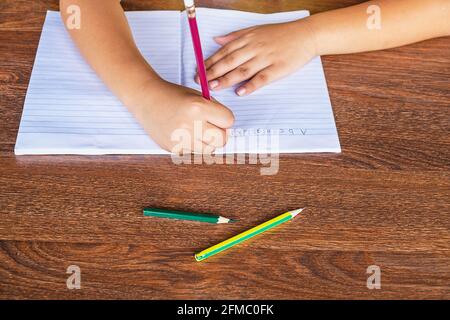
[15,9,340,155]
[181,8,340,153]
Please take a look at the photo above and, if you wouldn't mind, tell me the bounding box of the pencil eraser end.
[195,254,206,262]
[184,0,194,7]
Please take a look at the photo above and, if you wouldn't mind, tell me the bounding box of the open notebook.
[15,9,341,155]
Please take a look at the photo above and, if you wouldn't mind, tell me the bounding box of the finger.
[205,47,254,84]
[236,66,279,96]
[192,140,216,155]
[168,122,217,156]
[196,27,256,84]
[203,101,235,129]
[202,122,227,148]
[209,58,266,90]
[213,27,255,45]
[203,38,247,72]
[196,40,246,84]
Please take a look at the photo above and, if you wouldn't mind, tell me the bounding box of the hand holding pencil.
[130,0,233,153]
[127,82,234,154]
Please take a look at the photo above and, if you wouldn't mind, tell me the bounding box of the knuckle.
[220,47,229,57]
[187,103,203,117]
[254,41,265,49]
[206,69,214,79]
[220,74,231,86]
[237,66,249,77]
[256,73,268,83]
[208,66,217,76]
[225,54,235,64]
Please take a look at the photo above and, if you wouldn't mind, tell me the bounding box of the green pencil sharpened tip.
[229,219,238,223]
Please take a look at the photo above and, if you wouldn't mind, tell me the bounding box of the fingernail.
[236,87,246,96]
[209,80,219,89]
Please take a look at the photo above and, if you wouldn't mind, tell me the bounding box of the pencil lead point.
[290,208,304,218]
[218,216,238,224]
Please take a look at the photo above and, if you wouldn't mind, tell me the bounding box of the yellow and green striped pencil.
[194,208,304,262]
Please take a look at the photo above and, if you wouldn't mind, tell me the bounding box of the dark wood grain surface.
[0,0,449,299]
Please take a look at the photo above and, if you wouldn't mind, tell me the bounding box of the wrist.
[124,78,169,117]
[289,17,320,60]
[299,15,323,57]
[118,62,166,110]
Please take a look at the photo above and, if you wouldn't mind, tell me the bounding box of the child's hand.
[129,80,234,153]
[197,20,317,96]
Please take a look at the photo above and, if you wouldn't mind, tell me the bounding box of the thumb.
[204,99,235,129]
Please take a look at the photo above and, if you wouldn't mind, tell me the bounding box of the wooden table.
[0,0,449,299]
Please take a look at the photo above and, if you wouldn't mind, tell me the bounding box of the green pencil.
[143,208,236,224]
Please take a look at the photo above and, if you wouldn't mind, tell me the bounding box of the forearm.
[306,0,450,56]
[59,0,162,108]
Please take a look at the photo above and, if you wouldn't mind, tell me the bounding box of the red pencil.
[184,0,211,100]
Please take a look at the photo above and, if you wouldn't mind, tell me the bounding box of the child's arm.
[201,0,450,96]
[60,0,234,153]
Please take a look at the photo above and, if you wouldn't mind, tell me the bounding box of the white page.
[181,8,341,153]
[15,10,180,155]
